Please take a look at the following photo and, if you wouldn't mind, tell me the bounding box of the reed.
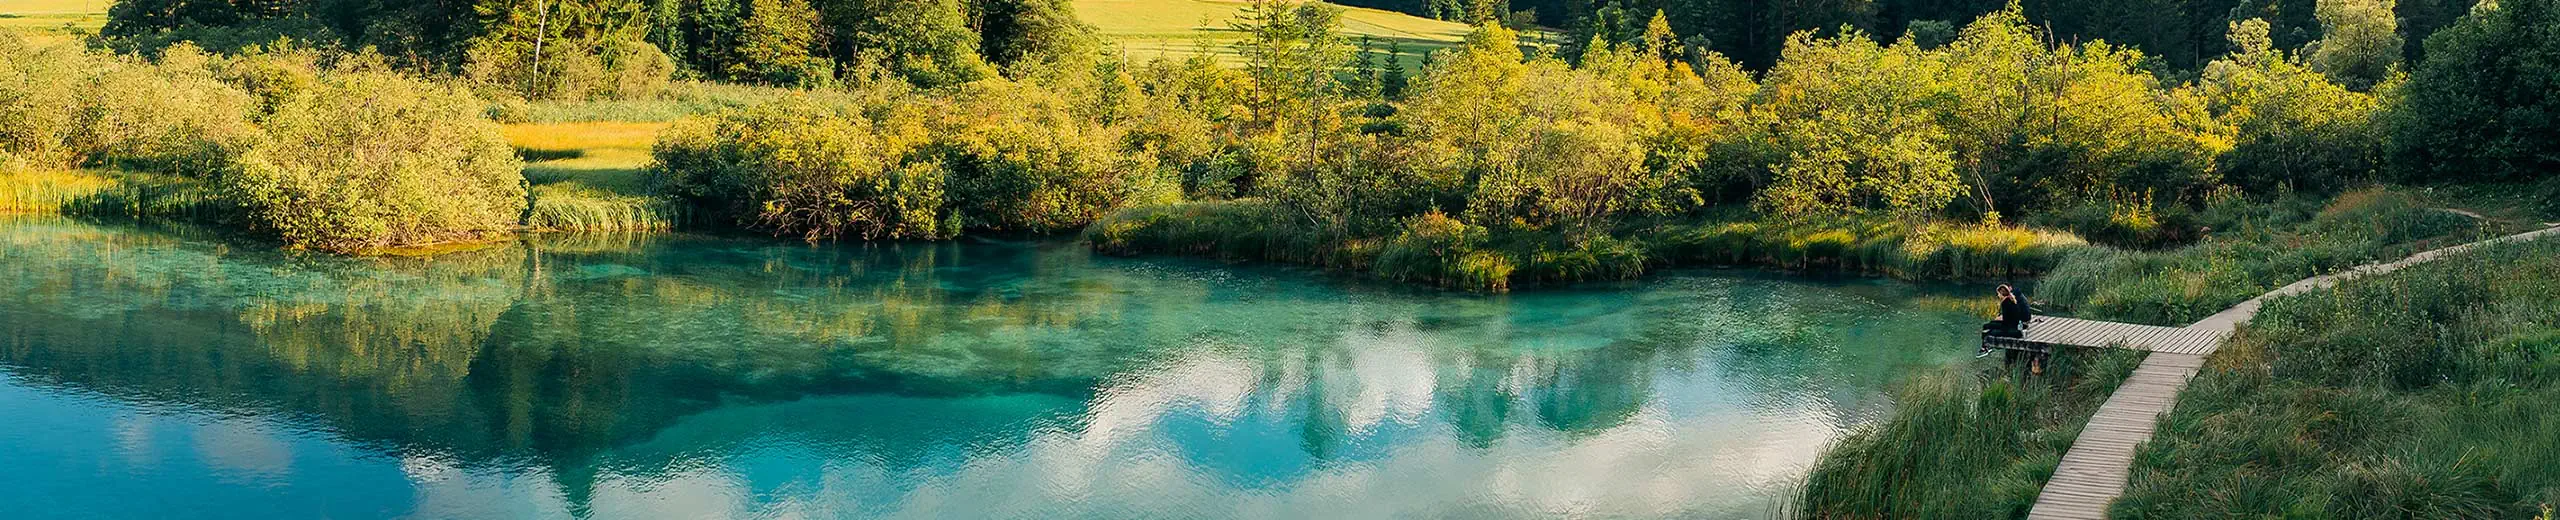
[528,181,684,232]
[0,169,115,213]
[2113,238,2560,518]
[1645,215,2088,280]
[2,169,234,220]
[1789,348,2148,519]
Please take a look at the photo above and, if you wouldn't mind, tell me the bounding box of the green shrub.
[227,67,527,252]
[932,81,1178,233]
[0,40,260,175]
[1374,211,1512,291]
[2026,196,2206,250]
[649,93,952,241]
[1085,199,1346,266]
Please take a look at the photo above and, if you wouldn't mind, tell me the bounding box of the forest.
[4,0,2560,517]
[4,0,2545,270]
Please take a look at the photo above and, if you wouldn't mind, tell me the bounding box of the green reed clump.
[1372,211,1516,291]
[521,166,684,232]
[1086,199,1352,267]
[1790,347,2147,519]
[2112,238,2560,518]
[2038,188,2498,325]
[3,169,236,220]
[1093,202,2087,292]
[1645,214,2087,279]
[528,182,684,232]
[0,169,116,213]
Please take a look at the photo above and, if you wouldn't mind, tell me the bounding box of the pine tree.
[1382,40,1411,99]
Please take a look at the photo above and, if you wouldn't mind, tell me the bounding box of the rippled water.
[0,217,1988,519]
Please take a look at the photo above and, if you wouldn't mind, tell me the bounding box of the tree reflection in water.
[0,216,1982,519]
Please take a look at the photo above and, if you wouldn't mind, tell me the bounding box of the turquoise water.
[0,218,1985,519]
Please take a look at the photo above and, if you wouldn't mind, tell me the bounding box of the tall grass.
[502,121,686,232]
[2113,237,2560,518]
[2,168,233,220]
[1789,347,2148,519]
[2038,188,2506,325]
[0,168,114,213]
[1086,199,1358,267]
[1089,201,2089,291]
[528,180,684,232]
[492,81,798,123]
[1645,214,2088,280]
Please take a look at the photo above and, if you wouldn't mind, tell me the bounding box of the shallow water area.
[0,217,1986,519]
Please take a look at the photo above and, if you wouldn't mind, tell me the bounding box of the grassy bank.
[1789,348,2149,519]
[2112,237,2560,518]
[503,121,686,232]
[1087,200,2088,291]
[2038,188,2520,326]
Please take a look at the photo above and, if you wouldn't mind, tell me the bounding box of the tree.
[1404,24,1690,238]
[971,0,1103,73]
[1232,0,1354,164]
[1936,5,2226,215]
[729,0,830,86]
[1640,9,1681,61]
[823,0,994,87]
[1754,29,1959,218]
[463,0,669,100]
[1381,40,1412,98]
[2203,19,2386,193]
[2389,0,2560,183]
[2303,0,2403,91]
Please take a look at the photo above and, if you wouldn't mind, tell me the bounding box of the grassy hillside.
[0,0,110,45]
[14,0,1476,67]
[1079,0,1474,66]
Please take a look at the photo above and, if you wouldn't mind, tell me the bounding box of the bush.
[932,81,1178,233]
[227,67,527,251]
[0,40,260,175]
[649,93,952,240]
[1085,198,1348,266]
[1374,211,1512,291]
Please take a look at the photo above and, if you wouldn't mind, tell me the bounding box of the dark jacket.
[1999,296,2033,326]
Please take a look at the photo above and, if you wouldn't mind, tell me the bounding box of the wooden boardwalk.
[2023,223,2560,520]
[2016,317,2225,355]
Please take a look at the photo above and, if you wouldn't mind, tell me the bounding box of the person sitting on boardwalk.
[1983,284,2032,338]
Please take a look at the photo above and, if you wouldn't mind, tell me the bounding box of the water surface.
[0,217,1984,519]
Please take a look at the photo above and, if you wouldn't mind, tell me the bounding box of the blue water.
[0,217,1985,519]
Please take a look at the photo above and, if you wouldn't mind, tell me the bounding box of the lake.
[0,217,1985,519]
